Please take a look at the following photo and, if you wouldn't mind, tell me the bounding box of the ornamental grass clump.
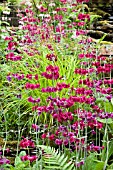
[1,0,113,169]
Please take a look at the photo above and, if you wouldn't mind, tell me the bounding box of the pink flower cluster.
[21,155,37,162]
[19,138,35,148]
[41,82,70,93]
[6,52,22,61]
[5,36,13,41]
[79,78,94,87]
[26,74,38,80]
[0,157,10,165]
[96,87,112,94]
[12,73,24,80]
[42,86,57,93]
[97,64,113,74]
[7,41,17,50]
[28,96,40,103]
[32,124,39,130]
[75,87,93,95]
[53,111,73,122]
[78,53,96,59]
[87,144,104,152]
[77,0,89,3]
[46,53,57,61]
[75,68,94,75]
[104,79,113,85]
[25,82,40,90]
[78,13,90,21]
[41,65,59,80]
[7,73,39,82]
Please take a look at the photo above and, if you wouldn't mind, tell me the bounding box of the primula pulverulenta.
[19,137,35,148]
[21,155,38,162]
[3,0,113,169]
[0,157,10,165]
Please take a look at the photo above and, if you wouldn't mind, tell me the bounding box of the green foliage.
[7,0,22,5]
[37,145,76,170]
[107,163,113,170]
[1,148,76,170]
[107,140,113,162]
[1,151,31,170]
[84,153,104,170]
[89,14,102,24]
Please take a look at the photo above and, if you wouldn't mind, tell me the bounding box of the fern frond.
[37,145,76,170]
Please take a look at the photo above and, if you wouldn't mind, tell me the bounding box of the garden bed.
[1,0,113,170]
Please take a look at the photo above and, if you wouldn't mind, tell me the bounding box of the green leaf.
[111,98,113,105]
[14,156,22,166]
[44,161,59,164]
[96,97,109,102]
[97,118,113,124]
[1,164,14,170]
[107,162,113,170]
[19,151,26,157]
[66,163,75,170]
[104,102,113,112]
[89,14,102,24]
[58,154,65,163]
[108,140,113,160]
[62,161,72,169]
[44,166,60,169]
[96,33,107,45]
[60,156,68,167]
[94,161,104,170]
[84,153,97,170]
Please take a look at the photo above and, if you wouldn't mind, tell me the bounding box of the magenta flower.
[6,52,14,61]
[5,36,13,41]
[32,124,39,131]
[39,6,48,12]
[78,13,90,21]
[20,138,35,148]
[21,155,37,162]
[48,134,55,141]
[28,96,40,103]
[26,74,32,80]
[25,83,40,90]
[77,0,89,3]
[41,133,47,139]
[54,14,63,21]
[46,53,57,61]
[78,22,85,27]
[55,139,63,145]
[0,157,10,165]
[60,0,67,3]
[42,86,57,93]
[7,41,15,50]
[41,65,59,80]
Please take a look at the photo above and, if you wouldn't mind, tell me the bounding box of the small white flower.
[3,10,10,15]
[49,3,55,7]
[39,14,44,17]
[25,1,32,6]
[52,11,57,14]
[71,31,77,39]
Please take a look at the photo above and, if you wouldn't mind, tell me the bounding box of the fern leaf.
[60,156,68,167]
[67,163,76,170]
[62,161,73,170]
[44,165,61,169]
[58,154,65,163]
[56,152,61,160]
[37,145,75,170]
[44,161,59,165]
